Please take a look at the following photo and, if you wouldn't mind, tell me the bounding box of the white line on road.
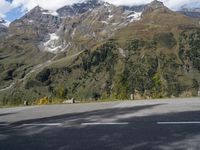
[22,123,63,126]
[81,122,129,126]
[0,124,9,126]
[157,121,200,125]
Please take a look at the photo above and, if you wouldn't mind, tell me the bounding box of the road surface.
[0,97,200,150]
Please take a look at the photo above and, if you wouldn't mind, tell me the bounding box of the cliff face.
[0,18,8,38]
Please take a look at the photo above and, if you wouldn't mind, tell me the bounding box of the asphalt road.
[0,97,200,150]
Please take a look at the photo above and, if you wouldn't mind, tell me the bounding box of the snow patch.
[104,2,110,7]
[43,33,60,53]
[71,28,76,39]
[127,12,142,22]
[108,9,112,13]
[40,7,59,16]
[37,6,58,16]
[118,48,126,57]
[50,33,59,41]
[28,20,34,23]
[101,21,109,24]
[108,15,113,19]
[42,11,59,16]
[42,33,70,53]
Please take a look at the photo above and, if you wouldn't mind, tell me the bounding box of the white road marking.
[0,124,9,126]
[157,121,200,125]
[22,123,63,126]
[81,122,129,126]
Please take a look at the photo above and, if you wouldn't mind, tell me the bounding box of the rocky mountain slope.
[0,0,199,105]
[0,18,8,37]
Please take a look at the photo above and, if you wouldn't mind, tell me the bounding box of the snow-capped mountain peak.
[57,0,104,17]
[0,18,9,27]
[41,8,59,16]
[7,0,200,54]
[27,6,59,16]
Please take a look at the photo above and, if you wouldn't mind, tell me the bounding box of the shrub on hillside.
[154,32,176,49]
[37,97,50,105]
[36,68,51,82]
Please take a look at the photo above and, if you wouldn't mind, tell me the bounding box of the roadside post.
[130,94,134,100]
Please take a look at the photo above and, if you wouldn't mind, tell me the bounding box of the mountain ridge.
[0,0,200,105]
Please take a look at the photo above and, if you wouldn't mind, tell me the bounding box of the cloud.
[10,0,83,11]
[0,0,84,19]
[105,0,152,6]
[1,0,200,19]
[163,0,200,10]
[105,0,200,9]
[0,0,13,18]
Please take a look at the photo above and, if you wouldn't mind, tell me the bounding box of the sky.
[0,0,200,23]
